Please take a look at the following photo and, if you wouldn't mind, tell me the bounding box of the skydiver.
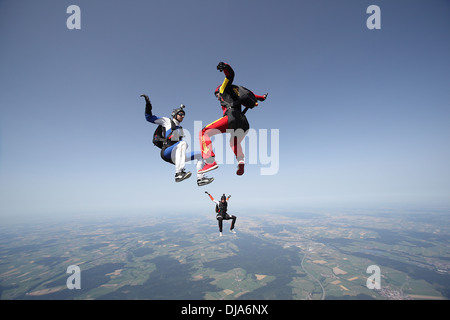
[198,62,268,176]
[142,94,214,186]
[205,191,236,237]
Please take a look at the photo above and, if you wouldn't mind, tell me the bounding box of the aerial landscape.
[1,3,449,317]
[1,208,449,300]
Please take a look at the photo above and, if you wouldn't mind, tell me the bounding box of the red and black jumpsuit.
[199,62,267,165]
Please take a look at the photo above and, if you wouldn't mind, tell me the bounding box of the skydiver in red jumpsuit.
[198,62,268,176]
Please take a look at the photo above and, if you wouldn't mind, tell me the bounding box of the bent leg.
[230,129,248,161]
[186,151,204,179]
[173,141,187,173]
[230,129,247,175]
[229,129,247,161]
[216,215,223,232]
[230,135,244,161]
[199,116,229,163]
[230,215,237,230]
[162,143,177,164]
[223,214,237,231]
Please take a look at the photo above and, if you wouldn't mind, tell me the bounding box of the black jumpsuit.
[208,194,236,232]
[216,201,236,232]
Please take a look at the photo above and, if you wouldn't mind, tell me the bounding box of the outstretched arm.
[255,93,268,101]
[246,93,268,109]
[141,94,162,124]
[217,62,235,94]
[205,191,219,204]
[205,191,215,201]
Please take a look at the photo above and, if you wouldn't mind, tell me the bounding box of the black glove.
[205,191,210,195]
[140,94,150,104]
[141,94,152,114]
[217,62,226,72]
[228,195,231,198]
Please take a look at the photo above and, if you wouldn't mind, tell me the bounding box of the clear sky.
[1,0,449,222]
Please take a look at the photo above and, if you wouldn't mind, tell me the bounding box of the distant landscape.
[1,209,449,300]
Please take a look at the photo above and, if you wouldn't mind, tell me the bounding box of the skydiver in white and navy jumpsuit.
[141,94,213,186]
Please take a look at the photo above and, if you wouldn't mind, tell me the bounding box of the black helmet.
[171,104,186,118]
[214,85,220,95]
[221,194,226,201]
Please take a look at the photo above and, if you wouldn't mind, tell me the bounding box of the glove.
[141,94,152,114]
[217,62,226,72]
[228,195,231,198]
[205,191,210,195]
[140,94,150,103]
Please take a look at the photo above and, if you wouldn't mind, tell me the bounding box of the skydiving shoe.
[175,169,192,182]
[236,160,245,176]
[219,232,223,237]
[198,161,218,174]
[230,229,236,234]
[197,176,214,186]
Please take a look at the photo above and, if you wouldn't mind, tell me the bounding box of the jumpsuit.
[208,194,236,232]
[199,63,267,165]
[145,101,205,178]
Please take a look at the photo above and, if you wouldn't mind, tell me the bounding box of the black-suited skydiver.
[205,191,236,237]
[141,94,213,186]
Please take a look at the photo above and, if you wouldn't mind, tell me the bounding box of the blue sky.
[1,0,449,222]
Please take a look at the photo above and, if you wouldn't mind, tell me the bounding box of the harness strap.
[163,119,183,147]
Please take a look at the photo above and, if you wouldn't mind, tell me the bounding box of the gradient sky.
[1,0,449,222]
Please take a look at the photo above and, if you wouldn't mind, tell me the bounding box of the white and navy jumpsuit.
[145,103,205,178]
